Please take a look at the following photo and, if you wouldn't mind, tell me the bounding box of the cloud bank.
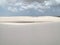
[0,0,60,13]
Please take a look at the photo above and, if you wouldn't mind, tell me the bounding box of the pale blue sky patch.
[0,0,7,6]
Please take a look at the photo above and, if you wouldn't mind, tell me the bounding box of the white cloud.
[19,8,24,11]
[3,0,60,13]
[55,0,60,4]
[7,1,50,12]
[8,7,17,12]
[45,0,60,6]
[15,3,22,6]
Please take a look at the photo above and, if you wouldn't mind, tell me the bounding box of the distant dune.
[0,16,60,23]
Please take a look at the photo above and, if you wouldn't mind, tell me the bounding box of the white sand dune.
[0,16,60,22]
[0,22,60,45]
[0,16,60,45]
[0,16,60,25]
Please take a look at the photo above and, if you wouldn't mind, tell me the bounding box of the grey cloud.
[7,0,17,3]
[18,0,48,3]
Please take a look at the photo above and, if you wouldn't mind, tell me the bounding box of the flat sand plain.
[0,16,60,45]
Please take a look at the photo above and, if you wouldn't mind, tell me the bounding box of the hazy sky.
[0,0,60,16]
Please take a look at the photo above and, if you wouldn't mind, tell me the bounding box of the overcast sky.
[0,0,60,16]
